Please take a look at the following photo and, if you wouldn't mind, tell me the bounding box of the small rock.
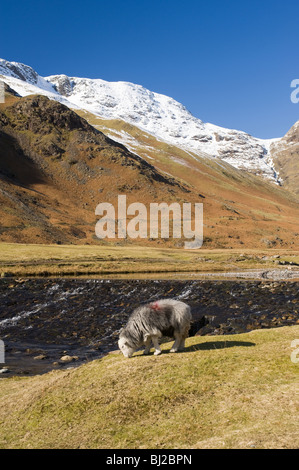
[196,325,214,336]
[0,368,9,374]
[59,355,78,363]
[33,354,48,360]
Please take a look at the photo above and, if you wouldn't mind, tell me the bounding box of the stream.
[0,278,298,376]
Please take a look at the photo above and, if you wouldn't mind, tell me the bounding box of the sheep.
[118,299,192,358]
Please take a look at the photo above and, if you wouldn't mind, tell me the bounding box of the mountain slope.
[76,109,299,249]
[270,120,299,196]
[0,90,299,248]
[0,58,280,183]
[0,93,196,246]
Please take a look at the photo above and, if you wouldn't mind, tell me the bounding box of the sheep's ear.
[119,328,124,335]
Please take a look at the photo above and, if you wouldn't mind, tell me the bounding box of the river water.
[0,278,298,376]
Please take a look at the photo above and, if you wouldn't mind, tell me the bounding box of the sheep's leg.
[170,332,183,353]
[151,336,162,355]
[143,336,152,355]
[177,325,190,351]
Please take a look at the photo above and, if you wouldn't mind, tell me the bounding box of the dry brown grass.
[1,242,299,277]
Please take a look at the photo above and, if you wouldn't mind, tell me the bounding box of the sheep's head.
[118,331,136,358]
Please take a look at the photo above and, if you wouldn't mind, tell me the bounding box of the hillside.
[0,92,196,246]
[0,90,299,248]
[77,109,299,249]
[270,120,299,196]
[0,325,298,449]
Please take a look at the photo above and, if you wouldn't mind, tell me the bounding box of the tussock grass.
[0,326,298,449]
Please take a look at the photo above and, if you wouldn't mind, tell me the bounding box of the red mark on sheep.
[150,302,160,310]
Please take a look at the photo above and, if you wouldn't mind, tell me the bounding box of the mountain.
[1,87,299,248]
[0,93,196,245]
[270,120,299,196]
[0,58,280,183]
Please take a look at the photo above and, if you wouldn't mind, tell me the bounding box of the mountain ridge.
[0,58,281,184]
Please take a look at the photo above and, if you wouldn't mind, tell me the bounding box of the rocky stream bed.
[0,278,298,376]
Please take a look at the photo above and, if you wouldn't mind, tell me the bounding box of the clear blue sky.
[1,0,299,138]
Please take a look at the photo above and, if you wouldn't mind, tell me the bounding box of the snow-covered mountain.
[0,58,280,183]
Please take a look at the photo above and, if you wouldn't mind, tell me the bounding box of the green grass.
[1,242,299,277]
[0,325,298,448]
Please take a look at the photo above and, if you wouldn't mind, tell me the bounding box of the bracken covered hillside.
[0,90,299,248]
[0,93,195,245]
[270,120,299,196]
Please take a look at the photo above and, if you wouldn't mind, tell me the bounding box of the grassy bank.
[1,242,299,277]
[0,325,298,449]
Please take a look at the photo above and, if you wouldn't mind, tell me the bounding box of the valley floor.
[0,243,298,449]
[1,243,299,278]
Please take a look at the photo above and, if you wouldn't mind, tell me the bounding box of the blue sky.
[1,0,299,138]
